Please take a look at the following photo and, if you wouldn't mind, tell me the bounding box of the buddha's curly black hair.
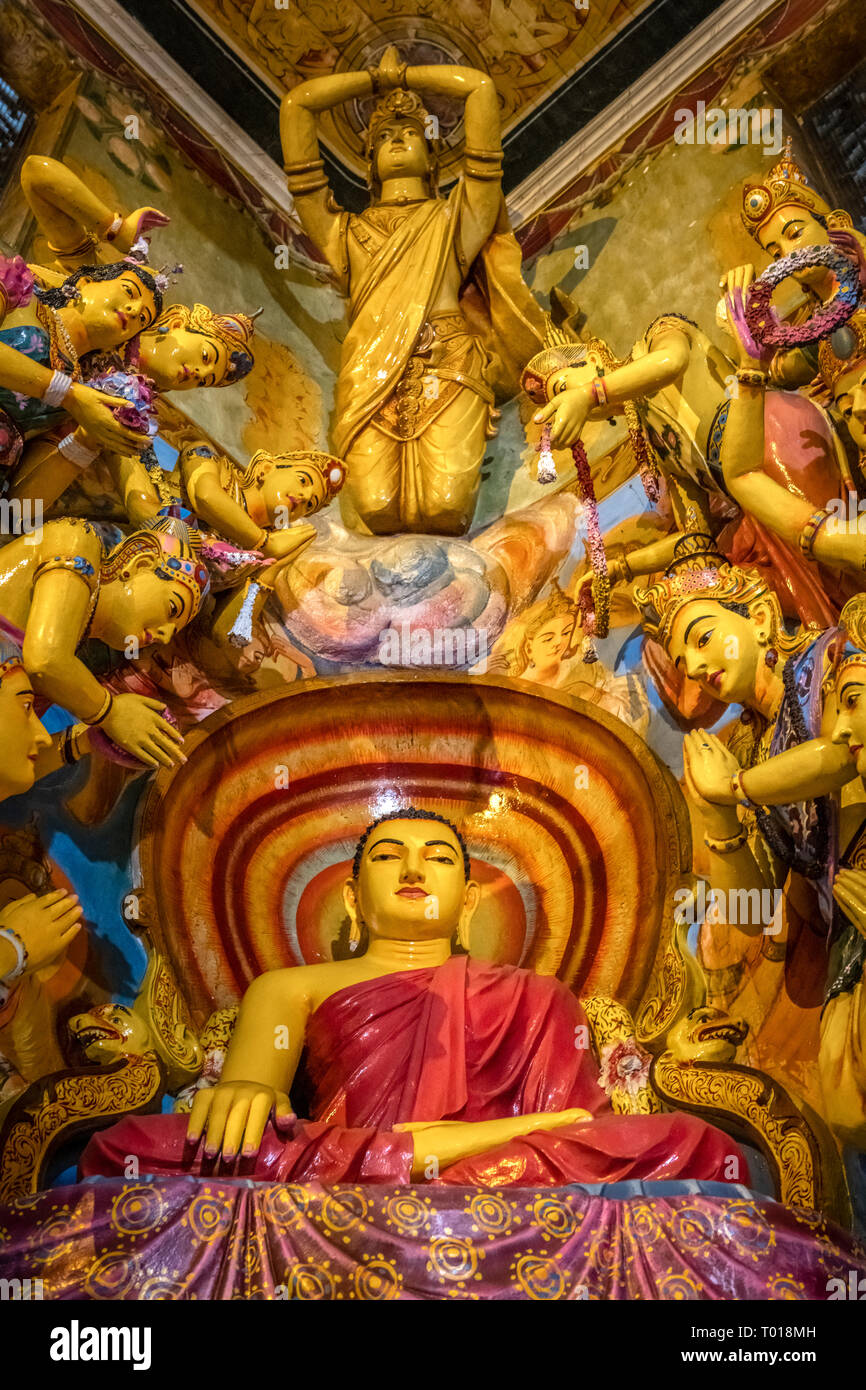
[34,261,164,318]
[352,808,470,880]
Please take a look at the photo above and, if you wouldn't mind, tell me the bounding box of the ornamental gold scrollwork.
[653,1052,818,1212]
[581,994,661,1115]
[0,1055,162,1202]
[636,881,709,1049]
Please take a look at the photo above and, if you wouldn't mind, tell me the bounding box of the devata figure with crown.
[280,46,544,536]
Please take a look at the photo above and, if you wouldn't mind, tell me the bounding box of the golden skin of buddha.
[188,815,589,1167]
[137,317,229,392]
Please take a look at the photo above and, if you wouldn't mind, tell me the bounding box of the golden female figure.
[281,46,542,536]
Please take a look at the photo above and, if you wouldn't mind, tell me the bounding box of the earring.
[348,918,361,953]
[764,647,778,669]
[158,325,170,334]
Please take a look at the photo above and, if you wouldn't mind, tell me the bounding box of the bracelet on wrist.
[104,213,123,241]
[57,432,99,470]
[0,925,28,984]
[43,371,74,409]
[590,378,608,408]
[799,507,832,562]
[84,690,113,727]
[735,368,769,388]
[730,769,757,809]
[704,829,748,855]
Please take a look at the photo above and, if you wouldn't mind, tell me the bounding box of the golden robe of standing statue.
[280,46,545,535]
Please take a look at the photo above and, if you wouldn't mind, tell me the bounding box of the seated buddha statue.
[179,442,347,561]
[82,808,744,1186]
[522,286,853,629]
[0,513,208,767]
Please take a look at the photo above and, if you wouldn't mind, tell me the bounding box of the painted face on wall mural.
[526,615,576,668]
[667,598,769,706]
[260,463,328,522]
[140,320,228,391]
[346,817,478,941]
[0,667,52,800]
[756,205,830,287]
[375,121,431,184]
[833,359,866,453]
[76,270,158,348]
[832,663,866,779]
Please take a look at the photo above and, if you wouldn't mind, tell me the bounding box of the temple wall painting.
[0,0,865,1317]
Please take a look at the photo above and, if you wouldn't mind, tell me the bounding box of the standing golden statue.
[280,46,544,536]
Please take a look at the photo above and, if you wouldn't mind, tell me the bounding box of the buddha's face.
[375,121,430,184]
[260,463,328,522]
[667,598,770,706]
[75,270,158,349]
[526,614,576,668]
[833,359,866,452]
[345,816,479,943]
[756,205,829,286]
[97,561,196,650]
[831,663,866,778]
[0,667,52,800]
[140,317,227,391]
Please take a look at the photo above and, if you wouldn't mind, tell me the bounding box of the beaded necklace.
[33,298,80,378]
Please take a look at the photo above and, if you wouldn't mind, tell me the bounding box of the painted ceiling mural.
[189,0,655,181]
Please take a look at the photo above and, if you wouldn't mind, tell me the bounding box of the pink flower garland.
[572,439,610,650]
[745,244,860,349]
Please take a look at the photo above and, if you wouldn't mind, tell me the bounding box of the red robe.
[81,957,745,1186]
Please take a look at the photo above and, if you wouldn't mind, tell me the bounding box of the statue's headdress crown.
[832,595,866,684]
[818,306,866,392]
[741,138,832,236]
[102,510,210,615]
[634,538,772,648]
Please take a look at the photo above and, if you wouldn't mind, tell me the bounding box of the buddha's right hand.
[100,695,185,769]
[65,384,150,455]
[187,1081,295,1162]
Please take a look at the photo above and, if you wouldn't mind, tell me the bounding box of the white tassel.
[228,582,259,647]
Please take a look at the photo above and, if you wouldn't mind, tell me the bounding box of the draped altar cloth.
[2,1177,864,1300]
[82,957,745,1187]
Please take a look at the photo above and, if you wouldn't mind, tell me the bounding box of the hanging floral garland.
[745,245,860,349]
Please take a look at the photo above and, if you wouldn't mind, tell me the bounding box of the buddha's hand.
[187,1080,295,1162]
[66,383,150,455]
[721,264,767,368]
[0,889,83,979]
[533,383,592,450]
[396,1108,592,1177]
[114,207,170,255]
[101,695,185,769]
[832,868,866,941]
[260,523,318,565]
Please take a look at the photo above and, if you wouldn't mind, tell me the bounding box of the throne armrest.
[652,1049,850,1224]
[0,1054,163,1203]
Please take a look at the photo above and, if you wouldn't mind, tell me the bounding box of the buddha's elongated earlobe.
[348,918,362,952]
